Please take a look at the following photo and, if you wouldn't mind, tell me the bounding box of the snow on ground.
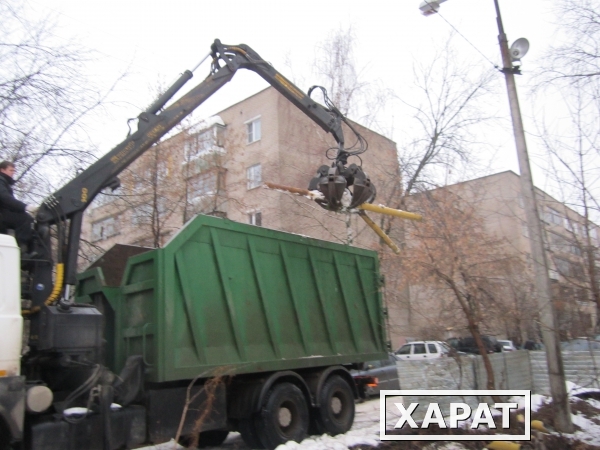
[140,384,600,449]
[221,396,396,449]
[518,382,600,448]
[139,396,398,450]
[567,380,600,397]
[572,409,600,445]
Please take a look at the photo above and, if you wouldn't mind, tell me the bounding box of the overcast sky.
[28,0,560,189]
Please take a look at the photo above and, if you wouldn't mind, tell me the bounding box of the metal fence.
[529,350,600,395]
[396,350,600,395]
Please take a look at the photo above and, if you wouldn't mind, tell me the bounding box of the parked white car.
[394,341,452,360]
[497,339,517,351]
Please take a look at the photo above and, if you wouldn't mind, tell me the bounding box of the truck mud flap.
[148,383,227,443]
[27,405,146,450]
[0,376,25,442]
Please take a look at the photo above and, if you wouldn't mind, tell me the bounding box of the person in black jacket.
[0,160,34,249]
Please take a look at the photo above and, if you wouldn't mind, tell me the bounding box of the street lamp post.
[492,0,572,433]
[419,0,573,432]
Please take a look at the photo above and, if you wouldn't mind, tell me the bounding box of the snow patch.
[187,115,225,133]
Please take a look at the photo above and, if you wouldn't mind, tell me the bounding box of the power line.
[430,6,499,69]
[27,0,160,73]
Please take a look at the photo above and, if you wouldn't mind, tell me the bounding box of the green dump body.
[77,215,387,383]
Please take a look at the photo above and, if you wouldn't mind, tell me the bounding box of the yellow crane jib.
[263,182,421,254]
[357,203,422,221]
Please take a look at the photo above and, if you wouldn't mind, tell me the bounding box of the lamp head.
[419,0,447,16]
[509,38,530,61]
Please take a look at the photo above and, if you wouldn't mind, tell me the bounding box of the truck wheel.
[238,417,264,449]
[255,382,309,449]
[197,430,229,448]
[314,375,355,435]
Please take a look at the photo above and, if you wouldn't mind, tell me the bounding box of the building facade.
[387,171,600,348]
[81,86,401,264]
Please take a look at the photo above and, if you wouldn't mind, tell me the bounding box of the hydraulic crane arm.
[36,40,356,225]
[30,39,376,305]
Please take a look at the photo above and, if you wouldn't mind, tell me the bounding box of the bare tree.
[536,26,600,332]
[313,26,391,131]
[82,116,242,257]
[0,0,123,202]
[313,26,366,118]
[396,40,496,203]
[370,39,498,323]
[541,0,600,86]
[400,189,529,390]
[538,137,600,335]
[180,124,230,225]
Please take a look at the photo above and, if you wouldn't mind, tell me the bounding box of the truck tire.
[314,375,355,435]
[238,416,264,449]
[255,382,309,449]
[197,430,229,448]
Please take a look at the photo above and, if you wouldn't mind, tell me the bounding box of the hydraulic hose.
[44,263,65,306]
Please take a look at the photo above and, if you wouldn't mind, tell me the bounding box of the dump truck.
[0,40,386,449]
[1,215,387,449]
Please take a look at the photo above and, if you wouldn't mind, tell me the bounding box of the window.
[249,211,262,226]
[184,124,225,160]
[427,343,438,354]
[184,132,206,159]
[555,258,584,279]
[131,165,168,195]
[396,345,411,355]
[92,187,121,208]
[549,231,567,251]
[247,163,262,189]
[555,258,571,277]
[131,201,168,226]
[567,220,585,238]
[131,204,153,226]
[412,343,426,354]
[246,117,261,144]
[549,232,582,256]
[188,172,217,201]
[544,207,564,226]
[92,216,118,241]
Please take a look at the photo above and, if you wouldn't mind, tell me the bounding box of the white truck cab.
[0,234,25,448]
[0,234,22,377]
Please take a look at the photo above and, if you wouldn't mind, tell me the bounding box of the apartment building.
[388,171,600,347]
[81,86,400,263]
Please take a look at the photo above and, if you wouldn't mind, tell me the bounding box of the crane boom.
[29,39,375,310]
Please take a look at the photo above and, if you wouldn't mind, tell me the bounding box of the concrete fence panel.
[473,350,532,391]
[397,350,600,397]
[530,350,600,396]
[397,356,476,390]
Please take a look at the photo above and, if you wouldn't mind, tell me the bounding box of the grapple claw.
[348,169,376,209]
[308,163,376,211]
[321,167,347,210]
[308,165,345,210]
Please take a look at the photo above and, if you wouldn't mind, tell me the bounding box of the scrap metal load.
[265,182,422,254]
